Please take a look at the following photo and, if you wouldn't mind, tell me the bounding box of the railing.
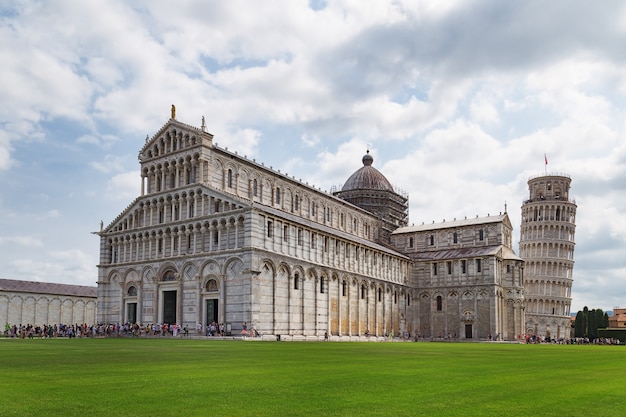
[522,196,576,205]
[528,172,571,181]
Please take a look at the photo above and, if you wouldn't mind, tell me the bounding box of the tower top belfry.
[526,173,572,203]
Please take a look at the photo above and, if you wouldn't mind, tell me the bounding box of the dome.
[341,151,394,192]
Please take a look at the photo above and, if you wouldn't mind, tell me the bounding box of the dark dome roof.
[341,151,394,192]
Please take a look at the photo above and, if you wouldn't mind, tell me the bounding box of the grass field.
[0,338,624,416]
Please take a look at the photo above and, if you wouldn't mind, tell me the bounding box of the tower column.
[520,174,576,339]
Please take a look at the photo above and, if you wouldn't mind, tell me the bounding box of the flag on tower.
[544,154,548,165]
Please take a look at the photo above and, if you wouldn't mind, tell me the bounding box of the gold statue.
[171,104,176,119]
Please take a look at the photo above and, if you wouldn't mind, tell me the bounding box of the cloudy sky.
[1,0,625,313]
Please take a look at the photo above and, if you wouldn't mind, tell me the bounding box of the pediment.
[501,212,513,230]
[139,118,213,162]
[100,183,248,235]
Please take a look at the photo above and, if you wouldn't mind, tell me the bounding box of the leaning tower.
[519,174,576,340]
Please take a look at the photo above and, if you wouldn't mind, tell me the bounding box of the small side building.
[0,278,98,328]
[608,308,626,329]
[598,308,626,342]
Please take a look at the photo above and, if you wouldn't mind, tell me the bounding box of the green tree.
[574,311,585,337]
[573,307,609,339]
[588,309,597,339]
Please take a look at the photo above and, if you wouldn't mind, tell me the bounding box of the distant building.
[608,308,626,328]
[519,174,576,340]
[0,278,97,327]
[95,115,527,341]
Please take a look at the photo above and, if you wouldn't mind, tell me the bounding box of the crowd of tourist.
[4,323,92,338]
[2,322,251,338]
[523,334,621,344]
[2,322,622,344]
[2,322,195,338]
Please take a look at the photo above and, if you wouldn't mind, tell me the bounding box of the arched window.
[320,277,325,294]
[227,169,233,188]
[436,295,443,311]
[361,285,366,299]
[127,286,137,296]
[294,195,299,210]
[342,280,347,297]
[252,179,258,196]
[275,187,281,204]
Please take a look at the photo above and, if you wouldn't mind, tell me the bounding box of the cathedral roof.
[341,151,394,192]
[393,213,510,234]
[407,245,522,262]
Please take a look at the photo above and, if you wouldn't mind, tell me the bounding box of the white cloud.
[10,249,96,286]
[301,133,320,147]
[1,0,625,313]
[0,236,43,247]
[106,171,141,200]
[91,154,132,174]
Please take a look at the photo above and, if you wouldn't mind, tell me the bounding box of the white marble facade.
[96,116,527,341]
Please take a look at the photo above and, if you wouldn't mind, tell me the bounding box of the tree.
[573,307,608,339]
[574,311,584,337]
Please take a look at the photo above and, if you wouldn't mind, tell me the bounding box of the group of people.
[240,321,260,337]
[2,322,194,338]
[4,323,100,339]
[199,321,225,337]
[524,334,621,345]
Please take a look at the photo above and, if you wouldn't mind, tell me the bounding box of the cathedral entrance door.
[126,303,137,324]
[163,291,177,324]
[206,299,218,324]
[465,324,473,339]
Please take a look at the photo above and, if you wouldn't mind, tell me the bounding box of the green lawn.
[0,338,623,416]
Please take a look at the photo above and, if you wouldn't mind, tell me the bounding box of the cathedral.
[96,113,530,341]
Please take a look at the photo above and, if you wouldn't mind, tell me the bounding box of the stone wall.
[1,292,97,327]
